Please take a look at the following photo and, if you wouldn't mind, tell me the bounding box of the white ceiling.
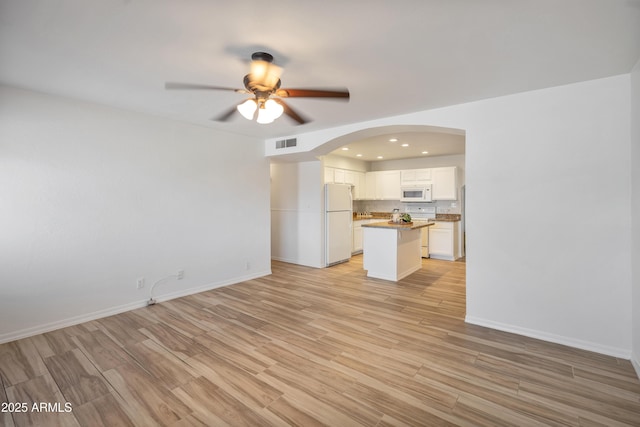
[329,131,465,162]
[1,0,639,141]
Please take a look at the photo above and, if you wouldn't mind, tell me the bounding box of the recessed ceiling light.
[377,156,384,159]
[401,143,409,147]
[341,147,349,151]
[422,151,429,154]
[389,138,398,142]
[356,154,363,157]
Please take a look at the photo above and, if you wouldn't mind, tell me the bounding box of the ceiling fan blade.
[212,105,239,122]
[276,99,308,125]
[275,88,349,100]
[165,82,246,93]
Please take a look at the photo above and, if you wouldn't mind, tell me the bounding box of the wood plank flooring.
[2,256,640,426]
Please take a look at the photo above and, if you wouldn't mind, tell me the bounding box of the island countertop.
[361,220,435,230]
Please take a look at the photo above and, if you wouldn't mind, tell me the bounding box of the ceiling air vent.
[275,138,297,149]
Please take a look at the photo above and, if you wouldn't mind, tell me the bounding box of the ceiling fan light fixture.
[257,99,284,124]
[256,108,274,124]
[237,99,257,120]
[266,99,284,118]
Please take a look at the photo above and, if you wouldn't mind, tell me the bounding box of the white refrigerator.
[325,183,353,266]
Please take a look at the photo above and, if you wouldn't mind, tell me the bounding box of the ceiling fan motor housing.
[243,74,281,96]
[251,52,274,63]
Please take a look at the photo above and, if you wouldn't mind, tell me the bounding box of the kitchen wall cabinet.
[431,166,458,200]
[324,167,366,200]
[428,220,461,261]
[365,171,378,199]
[331,166,457,201]
[353,171,366,200]
[400,168,431,185]
[364,170,401,200]
[324,167,335,184]
[378,170,401,199]
[343,169,354,185]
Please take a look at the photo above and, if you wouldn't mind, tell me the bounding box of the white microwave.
[400,185,432,202]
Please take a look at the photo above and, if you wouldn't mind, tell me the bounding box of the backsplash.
[353,200,461,215]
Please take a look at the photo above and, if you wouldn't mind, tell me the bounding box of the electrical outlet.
[177,270,184,280]
[136,277,145,289]
[246,261,251,270]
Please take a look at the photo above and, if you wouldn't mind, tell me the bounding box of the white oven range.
[404,206,436,258]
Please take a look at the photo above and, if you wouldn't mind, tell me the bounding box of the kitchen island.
[361,220,435,281]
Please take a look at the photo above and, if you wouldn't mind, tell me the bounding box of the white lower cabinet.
[428,221,461,261]
[353,221,362,253]
[352,219,375,253]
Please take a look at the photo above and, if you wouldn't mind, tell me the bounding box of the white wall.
[463,76,631,357]
[267,75,633,357]
[0,86,272,343]
[631,58,640,374]
[270,161,324,268]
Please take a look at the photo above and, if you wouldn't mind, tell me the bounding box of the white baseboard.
[465,315,632,360]
[0,269,271,344]
[632,352,640,380]
[0,300,150,345]
[271,256,323,269]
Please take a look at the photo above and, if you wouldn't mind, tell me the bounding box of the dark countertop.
[434,214,461,222]
[354,213,461,222]
[361,220,435,230]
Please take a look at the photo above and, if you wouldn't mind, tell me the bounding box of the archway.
[269,122,466,284]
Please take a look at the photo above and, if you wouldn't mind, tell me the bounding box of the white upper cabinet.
[324,166,346,184]
[400,168,431,185]
[324,167,366,200]
[378,170,401,200]
[332,166,457,201]
[343,170,356,186]
[365,170,400,200]
[431,166,458,200]
[352,171,366,200]
[365,171,378,199]
[324,167,335,183]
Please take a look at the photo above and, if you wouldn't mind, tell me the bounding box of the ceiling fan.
[165,52,350,125]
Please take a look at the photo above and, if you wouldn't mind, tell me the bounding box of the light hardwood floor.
[1,256,640,426]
